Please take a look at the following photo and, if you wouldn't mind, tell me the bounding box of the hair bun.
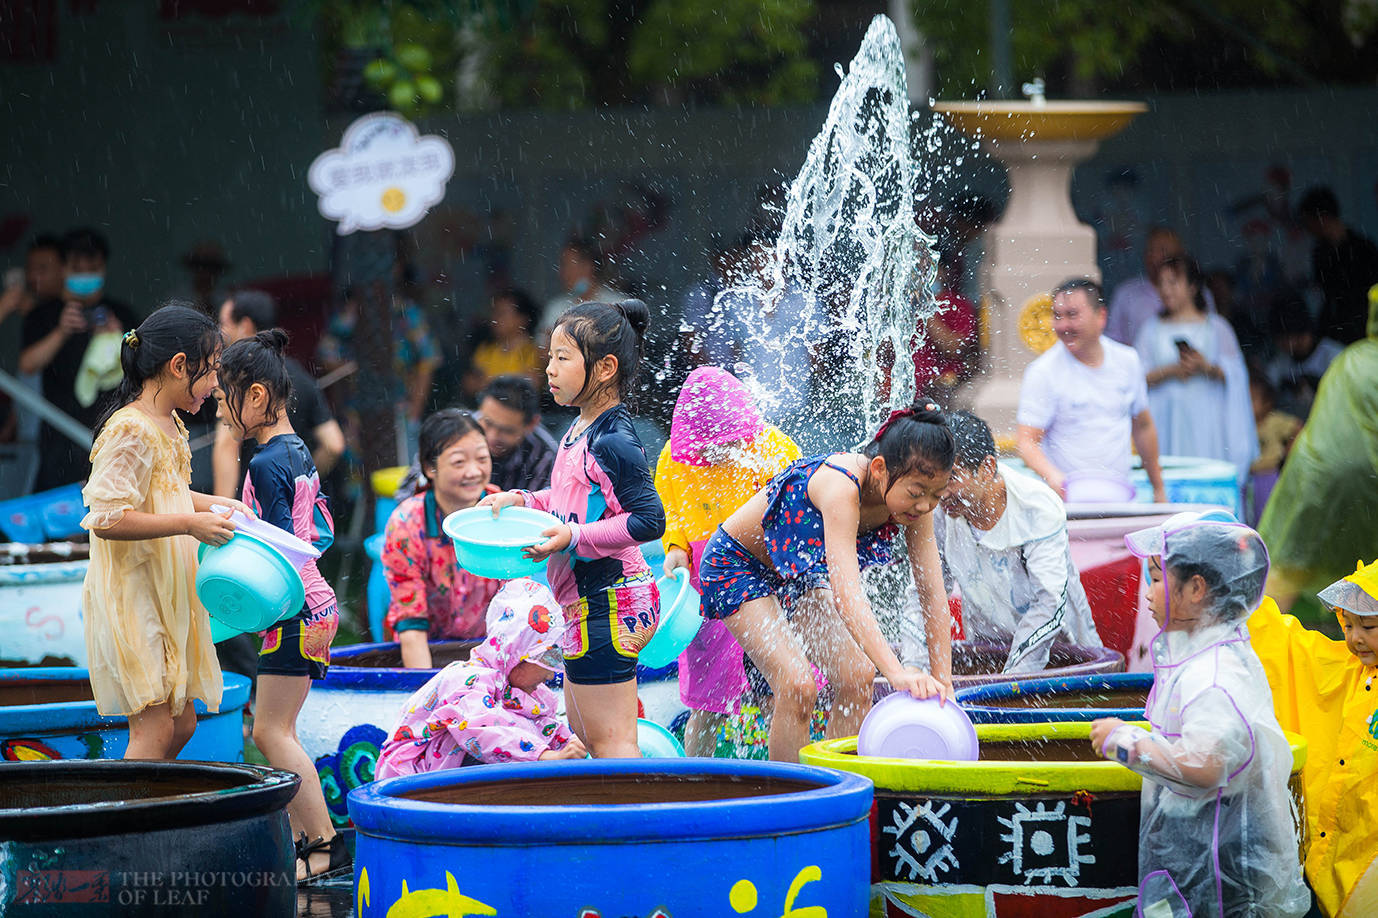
[613,298,650,338]
[257,327,289,354]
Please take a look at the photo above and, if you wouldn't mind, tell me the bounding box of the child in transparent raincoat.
[1090,512,1308,918]
[375,579,586,778]
[1246,560,1378,918]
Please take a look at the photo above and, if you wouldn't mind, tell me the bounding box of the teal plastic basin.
[636,718,686,758]
[196,533,304,635]
[442,506,561,579]
[639,567,703,669]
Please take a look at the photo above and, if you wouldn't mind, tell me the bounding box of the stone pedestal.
[932,102,1145,436]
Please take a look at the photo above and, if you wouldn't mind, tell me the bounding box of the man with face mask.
[536,237,625,348]
[19,227,136,490]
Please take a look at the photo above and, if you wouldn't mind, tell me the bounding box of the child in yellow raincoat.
[1248,559,1378,917]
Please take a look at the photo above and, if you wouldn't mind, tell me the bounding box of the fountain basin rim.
[0,668,251,734]
[349,759,873,844]
[800,724,1308,795]
[0,761,300,842]
[932,100,1147,142]
[956,673,1154,723]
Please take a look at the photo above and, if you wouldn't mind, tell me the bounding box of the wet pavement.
[297,880,355,917]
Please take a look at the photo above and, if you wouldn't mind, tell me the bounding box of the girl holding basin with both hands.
[482,299,666,759]
[215,329,345,882]
[698,404,956,763]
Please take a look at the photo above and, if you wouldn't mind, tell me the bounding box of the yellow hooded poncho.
[1248,559,1378,917]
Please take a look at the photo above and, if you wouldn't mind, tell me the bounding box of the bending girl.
[700,404,955,762]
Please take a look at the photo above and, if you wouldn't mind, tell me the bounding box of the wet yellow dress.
[80,405,221,717]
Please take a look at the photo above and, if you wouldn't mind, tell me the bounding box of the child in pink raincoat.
[375,579,586,777]
[654,366,800,756]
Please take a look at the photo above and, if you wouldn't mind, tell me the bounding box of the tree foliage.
[463,0,819,108]
[911,0,1378,96]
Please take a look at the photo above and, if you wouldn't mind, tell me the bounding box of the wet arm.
[817,477,905,682]
[1003,533,1073,673]
[1016,424,1064,496]
[1131,410,1167,500]
[905,512,952,685]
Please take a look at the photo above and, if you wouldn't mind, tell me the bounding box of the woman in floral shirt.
[383,409,501,668]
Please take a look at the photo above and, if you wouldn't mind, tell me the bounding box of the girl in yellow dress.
[80,303,251,759]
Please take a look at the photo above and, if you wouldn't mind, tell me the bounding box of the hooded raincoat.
[655,366,801,713]
[935,469,1101,672]
[1259,289,1378,596]
[375,579,575,778]
[1247,561,1378,918]
[1103,516,1308,918]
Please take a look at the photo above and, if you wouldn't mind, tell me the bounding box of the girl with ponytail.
[216,328,346,883]
[699,403,957,762]
[80,302,248,759]
[482,298,667,759]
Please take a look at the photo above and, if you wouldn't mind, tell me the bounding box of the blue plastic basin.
[196,533,304,634]
[442,506,560,579]
[639,567,703,669]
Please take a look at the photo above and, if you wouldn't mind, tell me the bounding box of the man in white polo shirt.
[1017,278,1167,502]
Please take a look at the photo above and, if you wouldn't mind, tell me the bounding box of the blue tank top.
[760,454,896,582]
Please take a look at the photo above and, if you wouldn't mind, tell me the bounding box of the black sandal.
[296,833,352,885]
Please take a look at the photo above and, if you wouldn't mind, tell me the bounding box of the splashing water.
[714,14,940,452]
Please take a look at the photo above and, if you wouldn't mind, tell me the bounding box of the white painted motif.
[883,800,959,882]
[997,801,1095,886]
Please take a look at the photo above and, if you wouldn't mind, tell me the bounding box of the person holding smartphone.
[19,227,136,490]
[1134,254,1256,486]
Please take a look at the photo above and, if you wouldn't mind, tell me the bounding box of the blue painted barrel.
[876,642,1126,703]
[302,639,685,827]
[956,673,1153,723]
[0,668,250,762]
[349,759,873,916]
[0,760,298,915]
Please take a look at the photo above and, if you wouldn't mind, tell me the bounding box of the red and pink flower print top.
[382,490,502,640]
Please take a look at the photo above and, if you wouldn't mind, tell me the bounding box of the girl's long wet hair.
[553,298,650,403]
[863,402,955,490]
[218,328,294,437]
[95,301,222,434]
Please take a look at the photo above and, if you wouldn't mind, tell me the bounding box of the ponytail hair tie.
[123,329,140,349]
[874,407,916,442]
[873,403,942,442]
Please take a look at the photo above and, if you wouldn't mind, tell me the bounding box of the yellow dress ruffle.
[80,405,221,717]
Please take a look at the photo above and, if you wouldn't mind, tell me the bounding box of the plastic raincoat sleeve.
[654,443,692,554]
[1003,532,1076,672]
[1105,685,1252,798]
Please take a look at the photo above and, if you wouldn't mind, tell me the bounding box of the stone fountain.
[933,96,1145,434]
